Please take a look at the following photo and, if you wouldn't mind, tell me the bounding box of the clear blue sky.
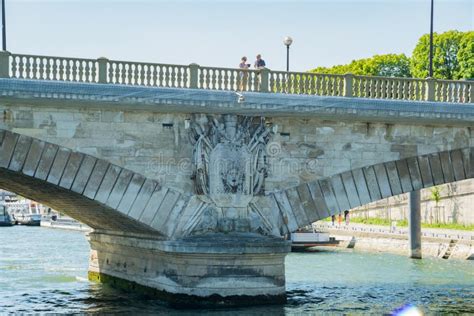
[4,0,473,72]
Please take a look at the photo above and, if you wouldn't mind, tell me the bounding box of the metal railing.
[0,51,472,103]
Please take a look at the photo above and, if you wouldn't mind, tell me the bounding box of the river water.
[0,226,472,314]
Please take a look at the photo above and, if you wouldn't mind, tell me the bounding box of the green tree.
[410,30,471,80]
[310,54,411,77]
[457,31,474,79]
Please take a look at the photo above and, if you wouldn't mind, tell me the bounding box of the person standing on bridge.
[239,56,250,91]
[254,54,266,69]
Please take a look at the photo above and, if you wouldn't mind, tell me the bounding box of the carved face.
[225,168,240,189]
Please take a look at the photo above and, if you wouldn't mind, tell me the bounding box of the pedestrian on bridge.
[239,56,250,91]
[254,54,266,69]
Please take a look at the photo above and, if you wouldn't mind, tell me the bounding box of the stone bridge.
[0,51,473,306]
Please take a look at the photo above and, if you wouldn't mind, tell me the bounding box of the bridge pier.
[409,190,422,259]
[87,231,290,307]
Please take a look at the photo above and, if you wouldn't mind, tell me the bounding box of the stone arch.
[272,147,472,233]
[0,129,188,235]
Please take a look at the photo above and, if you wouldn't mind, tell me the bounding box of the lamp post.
[429,0,434,77]
[283,36,293,72]
[2,0,6,50]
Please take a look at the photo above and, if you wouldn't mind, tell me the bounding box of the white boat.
[6,198,43,226]
[291,229,339,251]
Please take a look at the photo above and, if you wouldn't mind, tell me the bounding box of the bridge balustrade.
[0,51,472,103]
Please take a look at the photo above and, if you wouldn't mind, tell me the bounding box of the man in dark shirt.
[254,54,266,69]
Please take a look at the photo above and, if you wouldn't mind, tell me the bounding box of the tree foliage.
[310,54,411,77]
[309,30,473,80]
[410,30,472,80]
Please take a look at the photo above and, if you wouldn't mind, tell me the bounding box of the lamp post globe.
[283,36,293,72]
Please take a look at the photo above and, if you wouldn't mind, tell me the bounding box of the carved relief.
[186,114,275,236]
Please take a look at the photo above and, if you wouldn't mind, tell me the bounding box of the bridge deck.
[1,78,474,126]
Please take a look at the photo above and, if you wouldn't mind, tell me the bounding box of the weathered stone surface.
[34,143,59,180]
[95,165,122,204]
[106,169,134,209]
[117,174,146,215]
[373,164,391,198]
[140,187,168,225]
[9,135,32,172]
[0,131,18,168]
[71,155,97,194]
[351,168,371,205]
[318,179,340,214]
[295,184,318,223]
[273,191,299,233]
[406,157,423,190]
[150,190,181,232]
[428,153,444,185]
[340,171,360,209]
[307,181,330,219]
[83,160,110,199]
[128,179,158,220]
[396,159,413,193]
[59,152,84,189]
[286,187,309,227]
[439,151,455,183]
[417,155,433,188]
[22,139,45,176]
[450,149,466,181]
[330,175,351,211]
[363,166,381,201]
[384,161,402,196]
[47,148,71,185]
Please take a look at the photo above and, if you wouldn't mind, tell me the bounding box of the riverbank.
[314,222,474,260]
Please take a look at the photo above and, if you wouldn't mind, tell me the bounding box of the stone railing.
[0,51,472,103]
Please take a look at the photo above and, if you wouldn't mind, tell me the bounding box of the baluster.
[84,60,91,82]
[156,66,163,87]
[204,69,210,89]
[58,59,65,80]
[162,65,169,87]
[396,80,401,99]
[30,57,37,79]
[150,65,157,86]
[38,58,45,80]
[10,56,17,78]
[114,63,121,84]
[123,63,129,84]
[145,65,151,86]
[51,59,59,80]
[172,66,178,88]
[133,64,139,85]
[45,58,53,80]
[140,64,146,85]
[77,60,83,82]
[170,66,177,88]
[441,83,447,102]
[388,79,395,99]
[297,74,303,94]
[91,61,97,83]
[461,83,469,103]
[453,84,459,102]
[107,62,114,84]
[228,69,234,90]
[17,57,25,79]
[217,69,224,90]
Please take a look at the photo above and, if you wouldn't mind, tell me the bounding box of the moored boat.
[291,229,339,251]
[0,205,14,227]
